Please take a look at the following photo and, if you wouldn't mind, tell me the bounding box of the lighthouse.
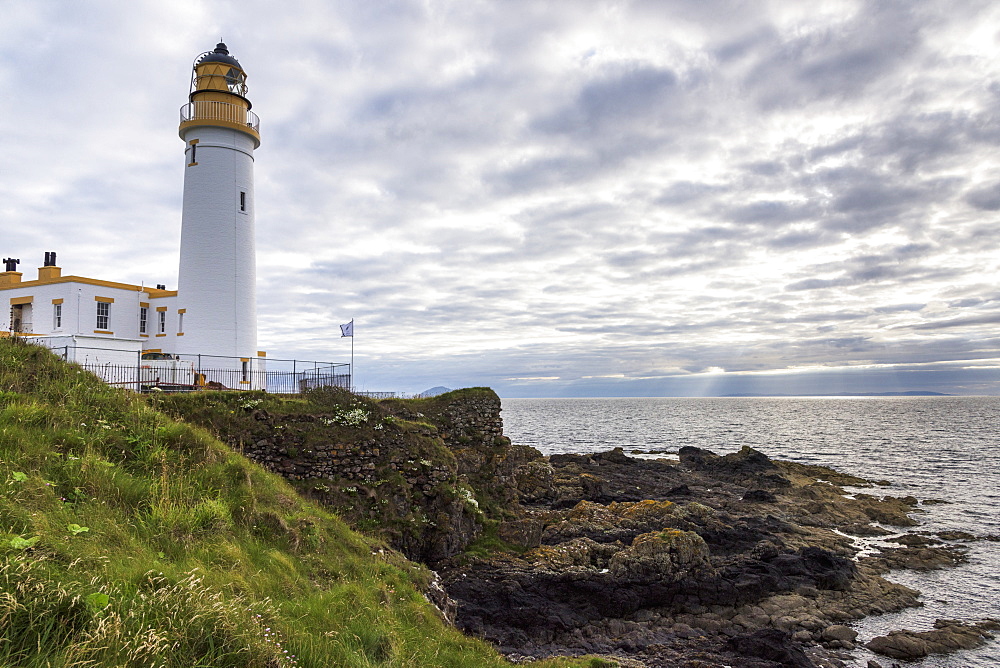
[176,43,260,364]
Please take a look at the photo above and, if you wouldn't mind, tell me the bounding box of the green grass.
[0,339,601,668]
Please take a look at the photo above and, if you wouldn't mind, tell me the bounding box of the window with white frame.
[53,303,62,329]
[96,302,110,330]
[139,307,148,334]
[158,310,166,334]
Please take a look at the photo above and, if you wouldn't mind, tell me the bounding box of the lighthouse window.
[187,140,198,167]
[240,191,246,212]
[96,302,110,330]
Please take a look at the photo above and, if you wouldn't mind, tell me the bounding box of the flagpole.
[340,318,355,391]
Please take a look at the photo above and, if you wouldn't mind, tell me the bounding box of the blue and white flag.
[340,320,354,337]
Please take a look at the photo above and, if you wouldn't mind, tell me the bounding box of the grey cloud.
[727,200,816,225]
[533,64,681,136]
[743,3,924,109]
[965,182,1000,211]
[655,181,729,206]
[766,229,828,249]
[910,313,1000,330]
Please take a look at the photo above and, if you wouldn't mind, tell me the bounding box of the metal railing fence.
[48,344,349,394]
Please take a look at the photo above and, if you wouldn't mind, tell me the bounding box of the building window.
[96,302,109,330]
[139,307,148,334]
[241,360,250,383]
[158,310,166,334]
[178,311,184,334]
[53,303,62,329]
[239,191,246,212]
[188,141,197,166]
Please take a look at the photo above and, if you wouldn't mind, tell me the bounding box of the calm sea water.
[500,397,1000,668]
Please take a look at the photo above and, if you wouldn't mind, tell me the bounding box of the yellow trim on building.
[93,330,114,335]
[52,298,64,305]
[140,334,149,338]
[257,351,266,357]
[0,274,176,297]
[95,296,115,303]
[9,296,32,305]
[139,302,149,308]
[239,381,251,385]
[155,334,166,338]
[176,332,185,336]
[179,119,261,144]
[177,308,186,314]
[240,357,250,362]
[155,306,168,312]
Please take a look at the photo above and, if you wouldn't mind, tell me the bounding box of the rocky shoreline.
[436,445,995,667]
[160,388,996,668]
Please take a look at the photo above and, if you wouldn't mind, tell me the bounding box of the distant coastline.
[720,391,951,397]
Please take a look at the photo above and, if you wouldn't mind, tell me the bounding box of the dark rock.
[724,628,816,667]
[821,624,858,643]
[743,489,777,503]
[593,447,633,465]
[498,518,544,548]
[936,530,976,541]
[879,544,967,571]
[866,618,1000,660]
[889,534,939,547]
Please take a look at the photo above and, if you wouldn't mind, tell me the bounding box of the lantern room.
[178,42,260,146]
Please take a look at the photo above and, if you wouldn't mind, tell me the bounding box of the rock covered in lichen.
[608,529,711,580]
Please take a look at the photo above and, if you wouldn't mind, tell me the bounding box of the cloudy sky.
[3,1,1000,396]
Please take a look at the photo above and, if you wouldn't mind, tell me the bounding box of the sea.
[500,396,1000,668]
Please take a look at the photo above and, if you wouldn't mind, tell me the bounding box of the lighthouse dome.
[197,43,242,69]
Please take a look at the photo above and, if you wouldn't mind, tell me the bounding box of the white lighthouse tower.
[177,43,260,368]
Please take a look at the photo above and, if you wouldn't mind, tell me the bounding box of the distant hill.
[721,391,951,397]
[419,386,453,398]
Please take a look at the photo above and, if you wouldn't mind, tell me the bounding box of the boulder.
[866,619,1000,659]
[821,624,858,643]
[724,628,816,667]
[608,530,712,581]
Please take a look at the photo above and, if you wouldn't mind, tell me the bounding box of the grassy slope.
[0,340,596,668]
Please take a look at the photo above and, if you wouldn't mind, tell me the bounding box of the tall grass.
[0,339,598,668]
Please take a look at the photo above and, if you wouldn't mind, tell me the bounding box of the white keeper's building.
[1,43,267,387]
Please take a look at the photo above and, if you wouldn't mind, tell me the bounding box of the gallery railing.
[179,101,260,132]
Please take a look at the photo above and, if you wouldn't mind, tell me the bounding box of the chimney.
[37,251,61,281]
[0,258,21,286]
